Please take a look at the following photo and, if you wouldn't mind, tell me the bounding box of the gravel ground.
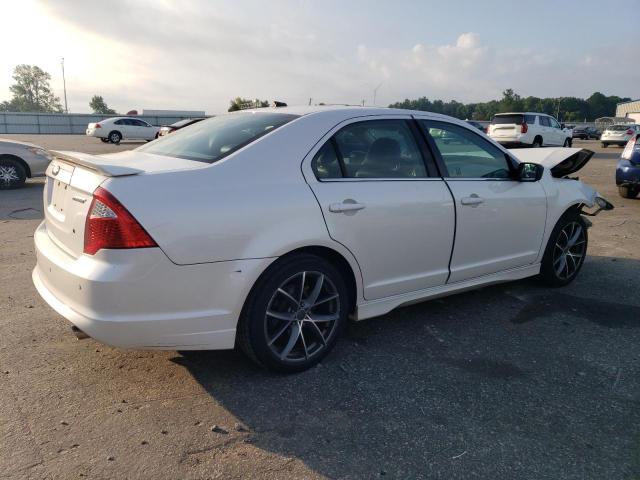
[0,136,638,479]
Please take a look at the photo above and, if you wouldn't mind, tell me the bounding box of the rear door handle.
[460,194,484,206]
[329,201,366,213]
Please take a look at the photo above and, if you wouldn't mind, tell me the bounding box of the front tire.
[618,186,639,199]
[0,157,27,189]
[601,143,608,148]
[238,254,350,373]
[539,211,588,287]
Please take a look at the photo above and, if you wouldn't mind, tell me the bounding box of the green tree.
[0,65,62,113]
[89,95,116,114]
[228,97,269,112]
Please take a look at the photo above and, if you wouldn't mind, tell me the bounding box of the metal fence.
[0,112,198,135]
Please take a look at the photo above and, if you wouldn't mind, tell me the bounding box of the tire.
[532,137,543,148]
[108,131,122,144]
[601,143,608,148]
[238,253,350,373]
[539,211,588,287]
[618,186,639,199]
[0,157,27,190]
[100,138,109,143]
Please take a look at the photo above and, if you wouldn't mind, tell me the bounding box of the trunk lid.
[44,150,208,257]
[508,147,594,178]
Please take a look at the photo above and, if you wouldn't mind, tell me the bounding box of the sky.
[1,0,639,114]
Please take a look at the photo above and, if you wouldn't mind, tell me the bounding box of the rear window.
[609,125,633,131]
[138,112,298,163]
[491,114,524,125]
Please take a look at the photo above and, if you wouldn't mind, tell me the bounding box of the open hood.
[508,148,594,178]
[51,150,207,177]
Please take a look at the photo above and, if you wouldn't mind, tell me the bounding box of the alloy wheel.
[0,165,19,185]
[264,270,340,362]
[552,221,586,280]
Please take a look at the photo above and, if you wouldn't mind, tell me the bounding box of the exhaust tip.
[71,325,90,340]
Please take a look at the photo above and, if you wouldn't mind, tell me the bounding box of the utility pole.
[372,82,382,106]
[61,58,68,114]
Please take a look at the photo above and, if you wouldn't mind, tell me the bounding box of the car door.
[417,119,547,283]
[306,117,455,300]
[135,119,156,139]
[548,117,564,145]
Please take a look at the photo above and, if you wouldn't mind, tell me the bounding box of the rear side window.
[525,115,537,124]
[114,119,127,125]
[312,142,342,179]
[327,120,427,179]
[137,112,298,163]
[491,115,524,125]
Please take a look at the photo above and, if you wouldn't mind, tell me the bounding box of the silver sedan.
[0,139,53,189]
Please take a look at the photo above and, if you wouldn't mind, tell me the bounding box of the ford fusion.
[33,107,613,372]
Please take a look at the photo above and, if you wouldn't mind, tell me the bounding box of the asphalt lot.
[1,135,639,479]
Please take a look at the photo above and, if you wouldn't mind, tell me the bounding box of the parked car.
[465,120,486,133]
[572,126,600,140]
[0,139,52,189]
[488,112,572,148]
[600,124,640,148]
[158,118,206,137]
[616,134,640,198]
[86,117,161,144]
[33,107,613,372]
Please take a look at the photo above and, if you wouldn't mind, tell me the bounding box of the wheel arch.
[0,153,31,178]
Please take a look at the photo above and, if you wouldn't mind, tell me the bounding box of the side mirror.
[517,162,544,182]
[561,123,566,129]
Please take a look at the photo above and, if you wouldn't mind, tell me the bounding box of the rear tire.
[238,253,350,373]
[532,137,543,148]
[108,131,122,144]
[601,143,608,148]
[0,157,27,190]
[539,211,588,287]
[100,138,110,143]
[618,186,639,199]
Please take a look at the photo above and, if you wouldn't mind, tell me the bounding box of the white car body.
[86,117,160,142]
[0,139,52,188]
[488,112,572,147]
[33,107,605,356]
[600,124,640,147]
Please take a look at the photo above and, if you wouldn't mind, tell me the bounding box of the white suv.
[86,117,160,144]
[488,112,572,148]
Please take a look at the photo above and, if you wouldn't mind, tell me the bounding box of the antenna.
[61,58,68,114]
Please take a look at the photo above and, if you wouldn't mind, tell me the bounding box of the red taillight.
[94,123,101,128]
[84,187,157,255]
[521,122,528,134]
[627,129,634,135]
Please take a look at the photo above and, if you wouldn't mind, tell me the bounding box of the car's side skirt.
[355,263,540,321]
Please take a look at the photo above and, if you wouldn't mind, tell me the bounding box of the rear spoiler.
[51,151,143,177]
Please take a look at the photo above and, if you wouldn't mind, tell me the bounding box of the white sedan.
[33,107,613,372]
[0,139,52,189]
[86,117,160,144]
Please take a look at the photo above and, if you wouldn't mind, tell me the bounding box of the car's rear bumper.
[85,129,106,138]
[616,160,640,186]
[601,137,629,145]
[33,221,274,350]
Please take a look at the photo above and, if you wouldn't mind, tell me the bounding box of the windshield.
[491,114,524,125]
[139,112,299,163]
[170,118,201,128]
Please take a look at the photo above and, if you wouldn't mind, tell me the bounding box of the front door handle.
[329,201,366,213]
[460,194,484,206]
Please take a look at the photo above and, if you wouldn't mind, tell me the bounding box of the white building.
[616,99,640,123]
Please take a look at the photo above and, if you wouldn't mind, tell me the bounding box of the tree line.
[389,89,631,122]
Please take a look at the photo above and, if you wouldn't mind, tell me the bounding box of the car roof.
[229,105,461,123]
[494,112,550,116]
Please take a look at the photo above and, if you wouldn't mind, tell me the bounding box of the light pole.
[61,58,68,114]
[372,82,382,106]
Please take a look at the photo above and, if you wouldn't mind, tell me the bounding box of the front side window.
[549,117,561,129]
[137,112,298,163]
[330,120,427,178]
[540,116,550,127]
[421,121,511,179]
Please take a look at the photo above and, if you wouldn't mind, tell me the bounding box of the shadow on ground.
[173,255,640,479]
